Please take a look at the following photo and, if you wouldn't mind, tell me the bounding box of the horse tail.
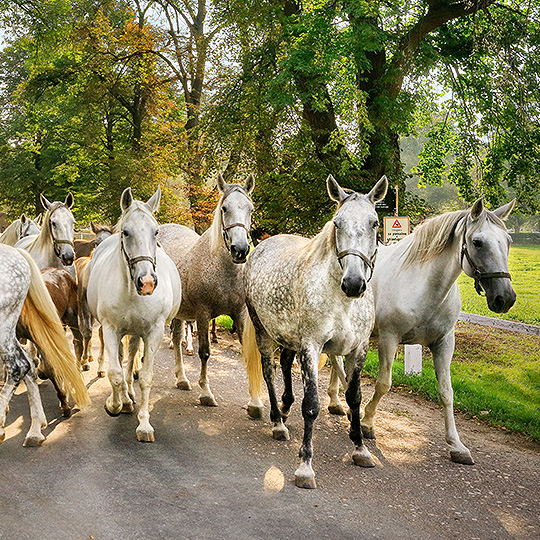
[242,316,264,406]
[17,249,90,407]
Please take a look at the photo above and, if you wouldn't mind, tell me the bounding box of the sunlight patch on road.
[264,466,285,492]
[197,419,221,436]
[5,415,23,441]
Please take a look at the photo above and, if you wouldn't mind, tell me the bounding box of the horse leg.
[71,325,86,372]
[136,329,162,442]
[44,356,72,418]
[97,325,106,377]
[172,318,191,390]
[361,336,398,439]
[0,340,32,444]
[185,322,194,355]
[344,347,374,468]
[429,331,474,465]
[197,317,217,406]
[210,319,218,343]
[279,348,295,419]
[123,335,140,411]
[22,368,48,446]
[102,326,124,416]
[327,355,347,415]
[294,347,321,489]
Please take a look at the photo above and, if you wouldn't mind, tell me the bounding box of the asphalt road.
[1,329,539,540]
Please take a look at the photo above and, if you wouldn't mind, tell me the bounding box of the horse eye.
[372,221,379,229]
[472,239,482,248]
[222,206,228,213]
[122,230,129,237]
[154,230,158,236]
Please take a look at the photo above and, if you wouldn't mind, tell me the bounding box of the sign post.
[383,216,410,245]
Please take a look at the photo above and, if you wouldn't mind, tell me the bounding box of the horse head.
[460,198,516,313]
[91,222,113,246]
[327,175,388,298]
[119,186,161,296]
[41,193,76,266]
[19,214,41,239]
[216,173,255,264]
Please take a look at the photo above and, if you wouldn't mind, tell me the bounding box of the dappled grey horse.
[87,186,181,442]
[243,175,388,489]
[327,198,516,465]
[158,173,264,414]
[15,193,76,270]
[0,245,89,447]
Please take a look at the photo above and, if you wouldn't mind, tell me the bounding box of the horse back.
[40,267,79,327]
[74,239,95,259]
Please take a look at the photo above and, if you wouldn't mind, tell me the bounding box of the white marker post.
[404,344,423,375]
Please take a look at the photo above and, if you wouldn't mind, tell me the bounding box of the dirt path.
[1,330,538,540]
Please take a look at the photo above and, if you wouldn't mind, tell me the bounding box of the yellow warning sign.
[383,216,410,244]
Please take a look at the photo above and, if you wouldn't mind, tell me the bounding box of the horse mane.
[114,200,157,233]
[402,208,507,267]
[207,185,251,255]
[301,221,336,262]
[0,219,21,245]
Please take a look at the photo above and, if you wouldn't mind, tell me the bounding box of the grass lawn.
[458,244,540,325]
[363,321,540,442]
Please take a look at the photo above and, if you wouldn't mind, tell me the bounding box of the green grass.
[458,245,540,325]
[215,315,234,330]
[363,323,540,442]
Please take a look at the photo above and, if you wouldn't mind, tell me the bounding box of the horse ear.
[120,187,133,212]
[216,173,227,193]
[470,198,484,220]
[492,199,516,221]
[20,214,27,224]
[64,192,74,209]
[146,185,161,214]
[40,193,52,211]
[326,175,348,203]
[367,175,388,204]
[35,213,43,227]
[244,174,255,195]
[90,221,99,234]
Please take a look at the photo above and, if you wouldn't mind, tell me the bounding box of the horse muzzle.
[341,276,366,298]
[482,278,516,313]
[60,248,75,266]
[230,243,249,264]
[136,272,158,296]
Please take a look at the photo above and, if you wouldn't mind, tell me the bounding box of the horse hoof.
[97,371,106,378]
[168,341,174,350]
[104,403,122,417]
[121,402,134,414]
[0,431,5,444]
[23,435,45,447]
[81,363,90,372]
[136,429,155,443]
[328,404,347,416]
[247,405,263,419]
[294,464,316,489]
[352,448,375,467]
[186,349,194,356]
[133,372,139,381]
[88,356,94,363]
[272,425,290,441]
[199,396,218,407]
[450,450,475,465]
[61,407,72,418]
[176,380,192,391]
[361,425,376,439]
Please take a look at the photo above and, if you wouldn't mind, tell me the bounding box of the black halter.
[120,236,156,271]
[334,225,378,282]
[460,219,511,296]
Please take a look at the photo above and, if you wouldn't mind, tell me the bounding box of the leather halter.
[460,219,511,296]
[120,235,156,271]
[334,224,378,282]
[48,206,74,257]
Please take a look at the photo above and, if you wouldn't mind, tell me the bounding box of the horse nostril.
[137,277,143,290]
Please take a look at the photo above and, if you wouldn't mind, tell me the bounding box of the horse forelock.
[402,207,508,267]
[114,200,157,233]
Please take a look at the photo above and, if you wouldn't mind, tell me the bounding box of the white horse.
[0,215,40,245]
[0,245,89,446]
[243,175,388,488]
[87,186,180,442]
[327,198,516,465]
[15,193,75,270]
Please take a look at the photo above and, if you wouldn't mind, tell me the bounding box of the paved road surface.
[1,330,538,540]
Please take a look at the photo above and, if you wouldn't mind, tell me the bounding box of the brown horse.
[74,222,113,259]
[17,267,84,417]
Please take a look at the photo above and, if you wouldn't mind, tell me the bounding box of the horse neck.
[32,221,56,263]
[304,223,342,284]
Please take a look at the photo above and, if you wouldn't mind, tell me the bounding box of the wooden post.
[394,184,399,216]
